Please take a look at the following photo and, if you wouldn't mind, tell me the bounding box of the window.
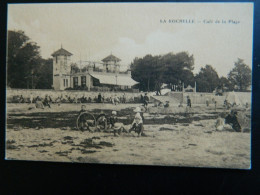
[73,77,78,88]
[63,79,66,87]
[81,76,86,87]
[66,79,68,87]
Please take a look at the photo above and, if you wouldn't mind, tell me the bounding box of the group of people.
[78,105,145,137]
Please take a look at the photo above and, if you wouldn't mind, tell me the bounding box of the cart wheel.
[96,114,108,130]
[76,112,96,131]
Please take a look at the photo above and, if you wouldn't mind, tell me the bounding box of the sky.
[7,3,253,77]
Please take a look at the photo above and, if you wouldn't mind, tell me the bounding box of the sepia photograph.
[5,3,253,169]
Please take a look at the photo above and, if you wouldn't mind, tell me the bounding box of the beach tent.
[225,91,243,107]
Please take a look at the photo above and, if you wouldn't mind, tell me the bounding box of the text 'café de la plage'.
[52,47,138,91]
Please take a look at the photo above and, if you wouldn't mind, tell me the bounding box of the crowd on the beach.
[9,92,147,105]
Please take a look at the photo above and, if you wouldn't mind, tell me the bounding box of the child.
[215,114,225,131]
[129,113,144,137]
[108,111,125,136]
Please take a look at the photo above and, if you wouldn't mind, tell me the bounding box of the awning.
[90,73,138,86]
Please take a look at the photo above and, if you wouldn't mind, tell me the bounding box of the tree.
[130,52,194,91]
[219,76,233,92]
[228,58,251,91]
[195,65,220,92]
[7,30,41,88]
[34,58,53,89]
[162,52,194,88]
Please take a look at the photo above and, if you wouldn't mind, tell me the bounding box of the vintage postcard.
[5,3,253,169]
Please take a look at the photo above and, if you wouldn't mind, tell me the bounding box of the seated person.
[108,111,125,136]
[129,113,144,137]
[225,110,241,132]
[215,115,225,131]
[164,101,170,108]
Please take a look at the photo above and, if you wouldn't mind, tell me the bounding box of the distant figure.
[206,98,209,107]
[122,93,126,103]
[19,95,24,103]
[187,96,191,108]
[143,93,149,110]
[164,101,170,108]
[30,93,34,104]
[98,93,102,103]
[114,95,120,105]
[43,95,51,108]
[214,100,217,111]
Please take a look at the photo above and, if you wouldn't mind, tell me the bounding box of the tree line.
[131,53,251,93]
[7,30,252,92]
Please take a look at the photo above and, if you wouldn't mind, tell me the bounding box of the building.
[52,47,138,91]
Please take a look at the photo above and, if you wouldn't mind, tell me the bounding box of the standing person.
[122,93,126,103]
[98,93,102,103]
[30,93,34,104]
[187,96,191,108]
[143,93,149,110]
[206,98,209,107]
[214,100,217,111]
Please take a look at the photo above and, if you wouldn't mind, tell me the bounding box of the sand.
[5,103,251,169]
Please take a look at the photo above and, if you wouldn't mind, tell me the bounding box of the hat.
[112,111,117,115]
[133,107,141,113]
[135,113,142,119]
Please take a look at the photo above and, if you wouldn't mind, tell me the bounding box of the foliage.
[34,58,53,89]
[130,52,194,91]
[195,65,220,92]
[228,59,251,91]
[7,30,41,88]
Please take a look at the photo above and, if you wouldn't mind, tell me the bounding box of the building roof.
[51,48,73,57]
[90,73,138,86]
[101,54,121,62]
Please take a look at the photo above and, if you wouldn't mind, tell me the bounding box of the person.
[214,100,217,111]
[30,93,34,104]
[215,114,225,131]
[187,96,191,108]
[122,93,126,103]
[43,95,51,108]
[143,93,149,110]
[164,101,170,108]
[129,112,144,137]
[225,110,241,132]
[19,95,24,103]
[78,105,88,131]
[114,95,120,105]
[98,93,102,103]
[206,98,209,107]
[107,111,126,136]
